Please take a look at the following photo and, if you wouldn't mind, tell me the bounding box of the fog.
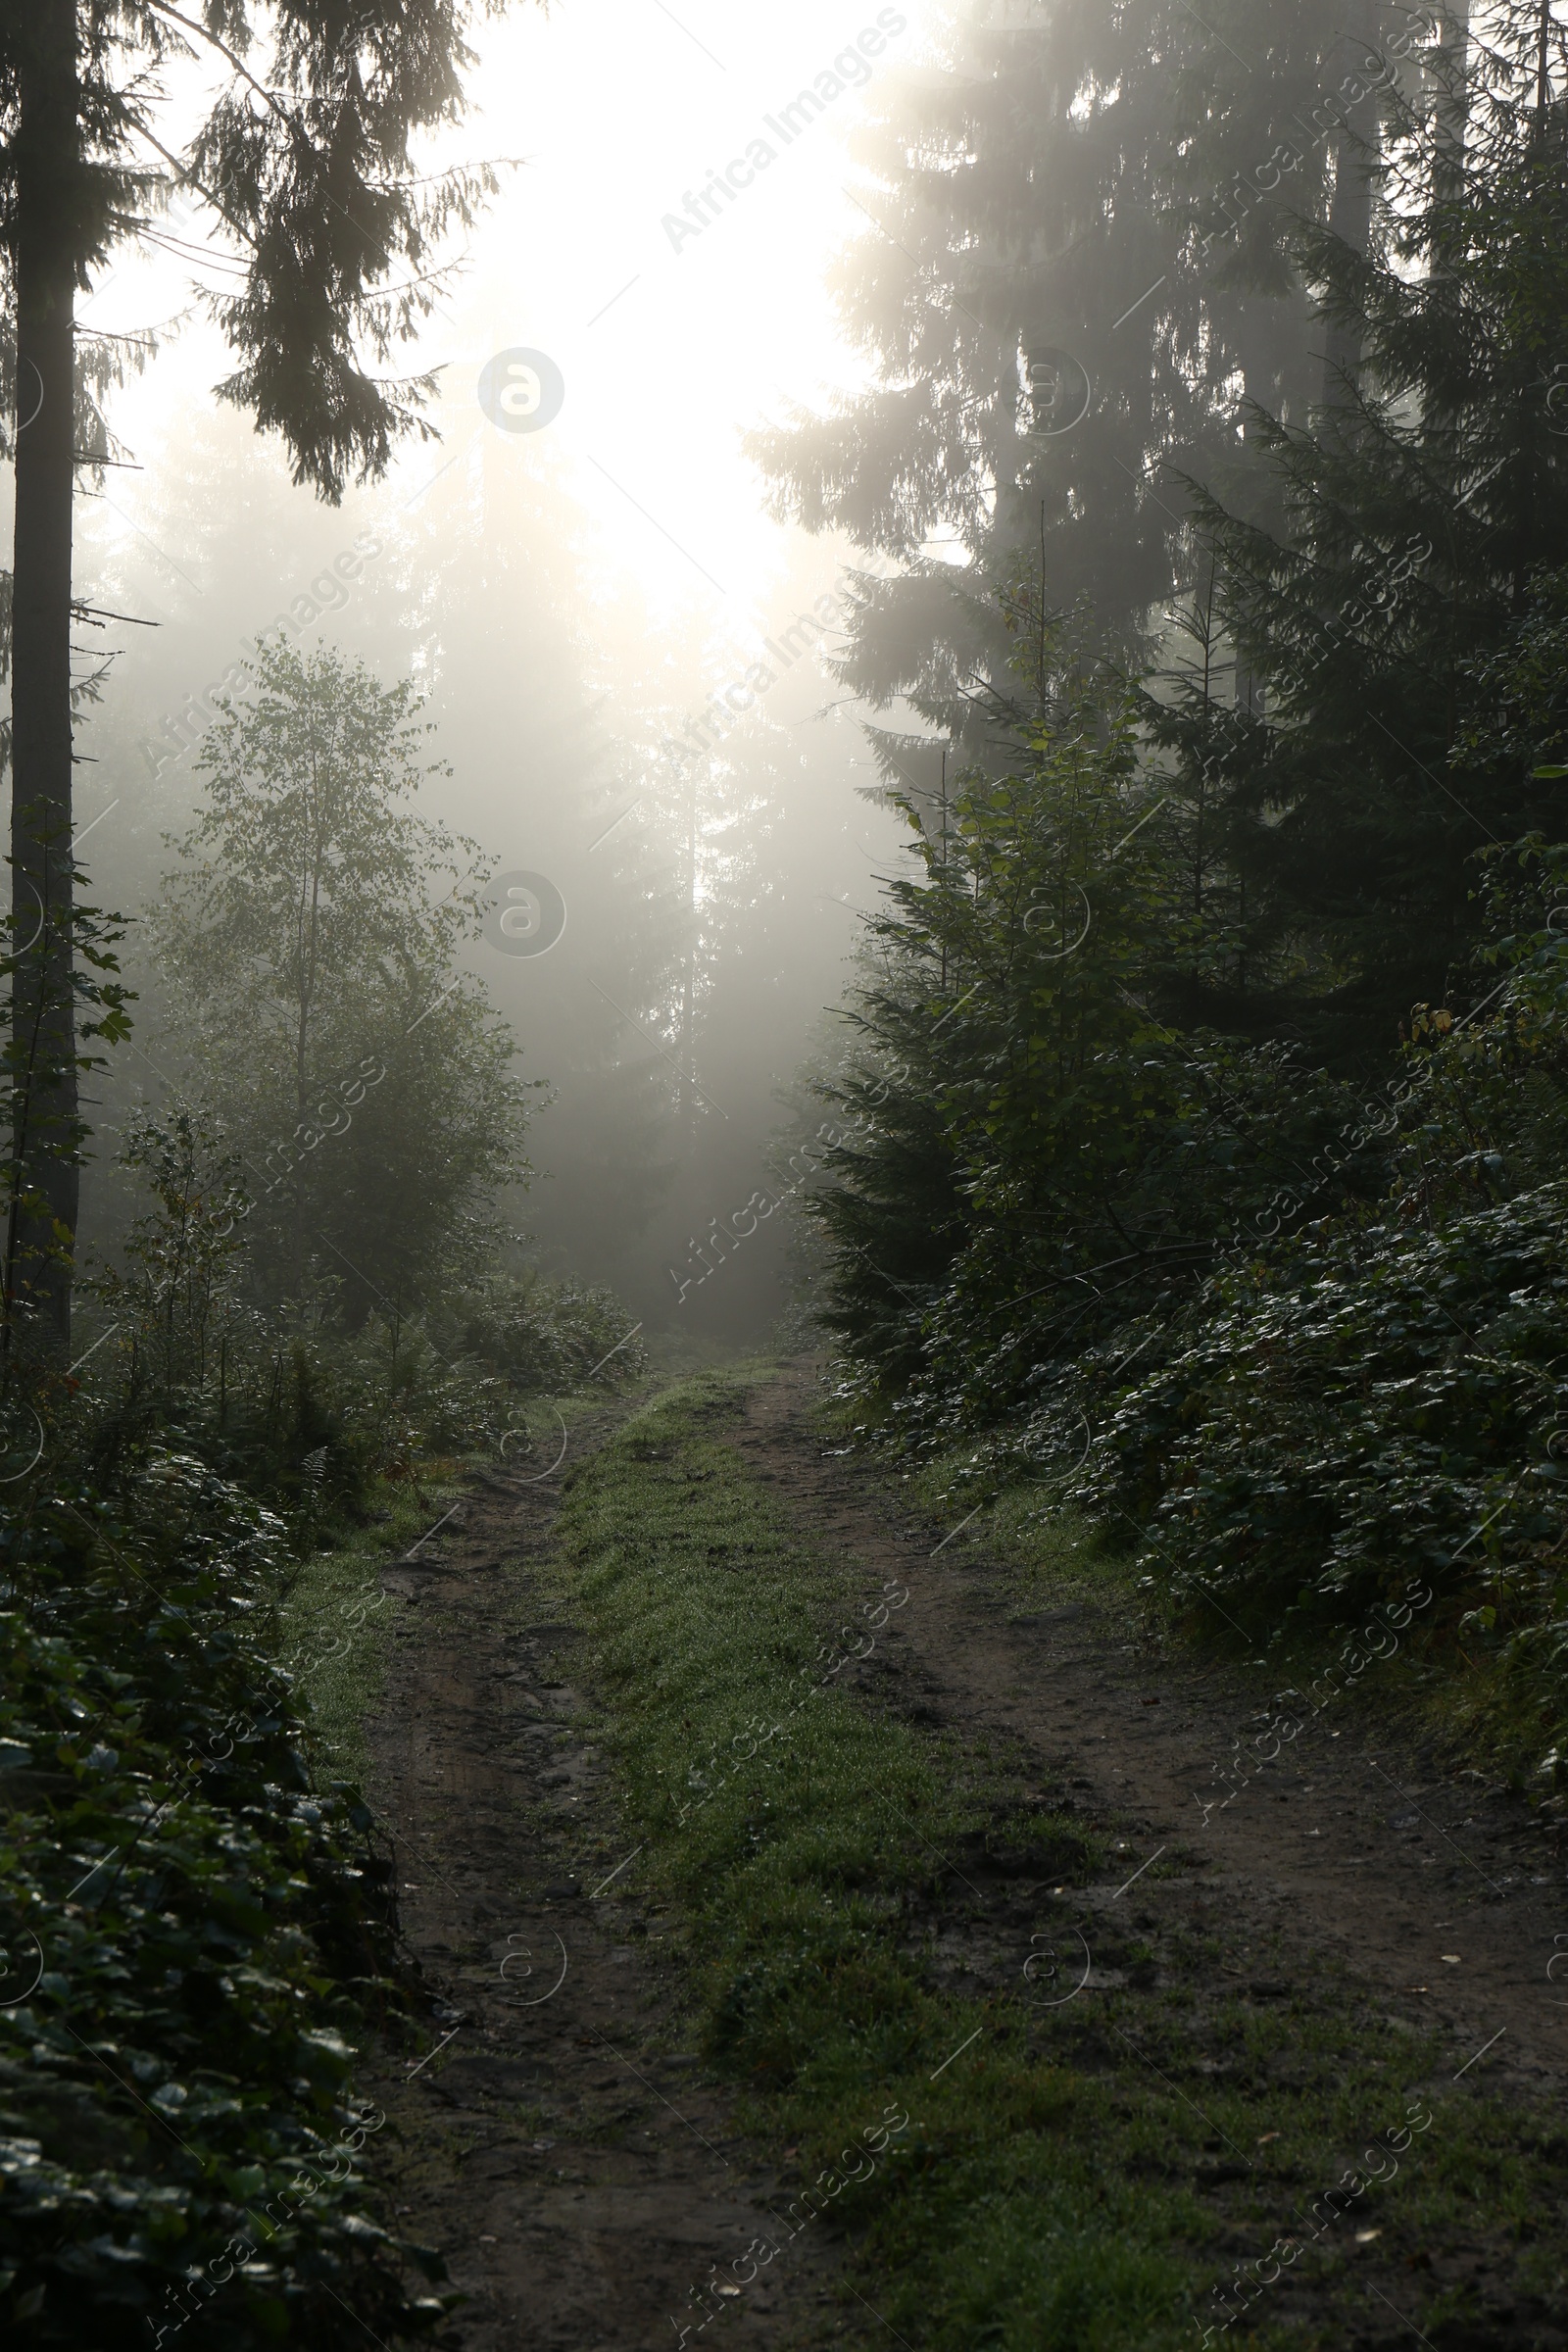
[68,0,931,1344]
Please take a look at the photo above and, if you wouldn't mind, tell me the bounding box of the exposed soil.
[729,1366,1568,2349]
[362,1366,1568,2351]
[359,1415,838,2352]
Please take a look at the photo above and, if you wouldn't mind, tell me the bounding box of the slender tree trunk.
[1318,142,1374,413]
[1318,8,1385,416]
[1235,318,1277,716]
[8,0,80,1358]
[1435,0,1472,214]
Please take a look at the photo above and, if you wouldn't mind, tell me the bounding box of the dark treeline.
[774,0,1568,1781]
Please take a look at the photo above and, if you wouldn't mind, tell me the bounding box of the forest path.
[358,1361,1568,2352]
[358,1400,835,2352]
[731,1365,1568,2095]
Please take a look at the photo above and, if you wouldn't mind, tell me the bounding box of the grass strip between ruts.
[550,1372,1566,2352]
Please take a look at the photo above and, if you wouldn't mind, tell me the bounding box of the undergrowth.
[808,1375,1568,1801]
[0,1453,446,2349]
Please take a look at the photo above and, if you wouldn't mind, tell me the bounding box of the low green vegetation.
[0,1345,641,2346]
[272,1480,448,1781]
[554,1377,1566,2352]
[0,1456,441,2350]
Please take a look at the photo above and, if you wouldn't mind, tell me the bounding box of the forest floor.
[357,1360,1568,2352]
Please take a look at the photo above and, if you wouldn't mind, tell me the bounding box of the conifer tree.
[748,0,1407,782]
[1149,0,1568,1060]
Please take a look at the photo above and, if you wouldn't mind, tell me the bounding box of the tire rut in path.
[728,1366,1568,2098]
[360,1422,835,2352]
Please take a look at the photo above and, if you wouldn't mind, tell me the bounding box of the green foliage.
[69,1096,643,1540]
[67,645,647,1519]
[1078,1184,1568,1625]
[0,0,513,496]
[801,34,1568,1768]
[1050,805,1568,1777]
[452,1271,647,1396]
[1152,3,1568,1055]
[746,0,1357,764]
[87,1102,252,1428]
[0,1452,443,2349]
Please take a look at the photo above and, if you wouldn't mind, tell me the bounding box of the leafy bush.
[1041,832,1568,1778]
[452,1271,646,1396]
[72,1108,643,1543]
[1075,1186,1568,1631]
[0,1452,442,2348]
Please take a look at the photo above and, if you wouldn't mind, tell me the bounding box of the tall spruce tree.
[747,0,1406,785]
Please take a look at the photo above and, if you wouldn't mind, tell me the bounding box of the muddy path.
[359,1365,1568,2351]
[730,1367,1568,2095]
[358,1413,837,2352]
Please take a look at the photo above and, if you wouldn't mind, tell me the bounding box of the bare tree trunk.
[7,0,81,1360]
[1436,0,1473,206]
[1318,134,1374,412]
[1236,318,1276,716]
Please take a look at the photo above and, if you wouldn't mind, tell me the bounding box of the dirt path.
[359,1366,1568,2351]
[730,1366,1568,2099]
[359,1418,836,2352]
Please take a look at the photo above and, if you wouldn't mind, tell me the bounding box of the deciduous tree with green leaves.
[151,642,532,1322]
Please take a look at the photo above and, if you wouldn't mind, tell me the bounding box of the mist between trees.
[25,640,645,1514]
[660,549,898,761]
[136,531,383,783]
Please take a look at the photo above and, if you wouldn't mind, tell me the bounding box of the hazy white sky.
[85,0,936,657]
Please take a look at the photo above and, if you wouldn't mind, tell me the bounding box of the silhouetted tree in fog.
[152,645,530,1321]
